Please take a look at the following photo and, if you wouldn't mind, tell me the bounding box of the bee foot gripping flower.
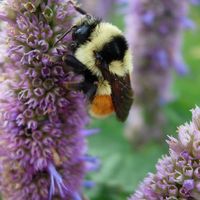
[129,106,200,200]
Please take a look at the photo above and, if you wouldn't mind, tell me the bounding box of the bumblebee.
[56,4,134,122]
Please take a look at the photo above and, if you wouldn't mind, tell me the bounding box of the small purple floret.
[48,163,68,200]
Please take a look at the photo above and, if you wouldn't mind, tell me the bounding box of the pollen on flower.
[51,148,63,167]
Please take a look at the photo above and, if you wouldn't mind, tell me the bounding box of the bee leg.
[63,54,87,74]
[78,81,97,101]
[73,5,88,15]
[64,80,97,101]
[85,83,98,101]
[63,54,98,100]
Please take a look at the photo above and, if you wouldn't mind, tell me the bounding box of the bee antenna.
[53,26,75,46]
[54,2,92,47]
[69,0,89,16]
[74,6,88,15]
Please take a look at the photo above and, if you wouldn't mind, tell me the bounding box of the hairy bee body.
[62,15,134,121]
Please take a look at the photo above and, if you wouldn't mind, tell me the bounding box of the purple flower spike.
[0,0,96,199]
[124,0,191,143]
[129,107,200,200]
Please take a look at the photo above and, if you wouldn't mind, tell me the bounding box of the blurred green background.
[85,6,200,200]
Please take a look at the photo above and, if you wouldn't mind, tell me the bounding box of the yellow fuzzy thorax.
[74,22,133,78]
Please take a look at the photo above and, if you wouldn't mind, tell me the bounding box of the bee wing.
[100,66,133,121]
[110,73,134,121]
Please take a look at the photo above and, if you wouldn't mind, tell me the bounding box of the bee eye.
[72,25,90,43]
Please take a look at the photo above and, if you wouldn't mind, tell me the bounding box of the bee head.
[72,16,100,44]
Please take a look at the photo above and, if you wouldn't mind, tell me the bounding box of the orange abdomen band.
[89,95,114,118]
